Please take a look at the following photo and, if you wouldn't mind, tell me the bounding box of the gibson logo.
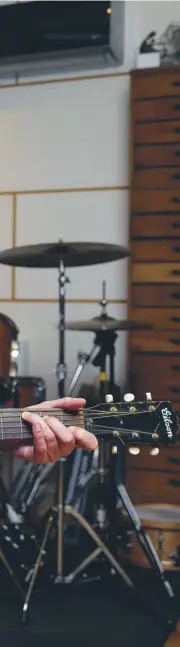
[161,408,173,439]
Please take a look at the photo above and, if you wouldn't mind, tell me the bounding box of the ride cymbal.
[0,241,129,268]
[63,315,152,332]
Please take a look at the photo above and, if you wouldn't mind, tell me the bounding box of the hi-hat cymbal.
[0,241,129,268]
[61,315,152,332]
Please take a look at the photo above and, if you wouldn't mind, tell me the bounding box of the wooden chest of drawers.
[127,67,180,504]
[129,67,180,406]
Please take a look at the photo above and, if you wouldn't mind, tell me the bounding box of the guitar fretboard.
[0,408,85,442]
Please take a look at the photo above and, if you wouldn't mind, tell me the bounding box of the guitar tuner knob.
[124,393,135,403]
[146,392,152,401]
[105,394,113,403]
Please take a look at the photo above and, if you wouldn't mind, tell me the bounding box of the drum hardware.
[0,240,129,399]
[66,280,150,398]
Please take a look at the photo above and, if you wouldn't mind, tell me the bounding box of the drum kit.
[0,239,177,625]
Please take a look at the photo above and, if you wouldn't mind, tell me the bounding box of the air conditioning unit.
[0,1,124,78]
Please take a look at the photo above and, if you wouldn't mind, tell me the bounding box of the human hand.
[14,397,98,464]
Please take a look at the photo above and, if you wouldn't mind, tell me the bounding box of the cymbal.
[63,315,152,332]
[0,241,129,268]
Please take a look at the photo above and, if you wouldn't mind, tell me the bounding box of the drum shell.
[0,314,18,379]
[7,376,46,408]
[128,504,180,570]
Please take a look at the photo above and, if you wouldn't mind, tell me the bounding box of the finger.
[70,427,98,452]
[22,411,61,463]
[40,416,61,462]
[15,446,34,461]
[22,412,47,463]
[25,397,86,411]
[43,415,76,457]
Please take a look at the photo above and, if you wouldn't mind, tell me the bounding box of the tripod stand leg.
[64,547,102,583]
[22,513,54,624]
[0,547,25,598]
[64,504,133,587]
[117,483,174,600]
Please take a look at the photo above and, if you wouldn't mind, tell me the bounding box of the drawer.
[131,215,180,239]
[131,352,180,381]
[134,97,180,122]
[130,330,180,352]
[131,285,180,307]
[134,168,180,190]
[131,377,180,401]
[130,353,180,395]
[132,263,180,283]
[135,144,180,168]
[132,73,180,99]
[131,307,180,329]
[126,445,180,471]
[126,470,180,505]
[135,121,180,145]
[132,190,180,213]
[132,240,180,263]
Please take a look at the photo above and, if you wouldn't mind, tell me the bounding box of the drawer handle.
[172,222,180,229]
[173,246,180,252]
[173,128,180,133]
[170,317,180,322]
[174,150,180,157]
[172,81,180,87]
[170,387,180,393]
[171,270,180,275]
[169,478,180,487]
[167,457,180,464]
[173,104,180,110]
[169,338,180,345]
[172,174,180,180]
[172,364,180,370]
[172,197,180,203]
[171,292,180,298]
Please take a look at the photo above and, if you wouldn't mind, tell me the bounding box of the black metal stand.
[56,260,69,398]
[21,456,176,625]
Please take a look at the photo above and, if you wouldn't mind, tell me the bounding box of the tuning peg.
[146,392,152,401]
[123,393,135,403]
[105,394,113,403]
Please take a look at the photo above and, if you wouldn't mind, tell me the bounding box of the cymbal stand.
[66,347,97,396]
[56,259,69,398]
[66,281,118,398]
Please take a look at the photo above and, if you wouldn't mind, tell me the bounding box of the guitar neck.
[0,408,85,442]
[0,402,177,446]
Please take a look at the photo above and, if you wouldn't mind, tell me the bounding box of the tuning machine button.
[123,393,135,403]
[105,394,113,403]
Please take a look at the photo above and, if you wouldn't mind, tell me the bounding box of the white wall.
[0,1,180,401]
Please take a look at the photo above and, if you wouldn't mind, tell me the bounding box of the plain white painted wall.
[0,1,180,400]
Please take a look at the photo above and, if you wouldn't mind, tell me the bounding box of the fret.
[20,412,23,441]
[1,410,3,440]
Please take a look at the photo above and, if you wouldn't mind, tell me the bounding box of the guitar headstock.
[85,393,179,446]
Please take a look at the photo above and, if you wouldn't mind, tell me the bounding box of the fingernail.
[68,426,76,433]
[22,411,30,419]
